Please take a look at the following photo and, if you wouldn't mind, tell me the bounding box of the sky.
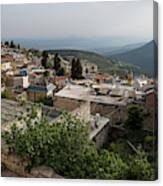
[1,0,154,48]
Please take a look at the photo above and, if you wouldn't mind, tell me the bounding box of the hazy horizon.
[1,0,154,50]
[2,1,153,39]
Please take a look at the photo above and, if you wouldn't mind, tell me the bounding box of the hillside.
[110,41,157,76]
[46,49,135,75]
[94,42,146,56]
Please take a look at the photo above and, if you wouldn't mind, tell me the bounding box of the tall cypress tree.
[76,58,82,79]
[71,58,83,79]
[41,51,48,68]
[53,53,61,72]
[10,40,15,48]
[4,41,9,47]
[71,58,76,79]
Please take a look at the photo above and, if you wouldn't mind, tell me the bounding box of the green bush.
[127,146,155,180]
[2,109,155,180]
[1,89,14,100]
[37,96,53,106]
[125,105,144,130]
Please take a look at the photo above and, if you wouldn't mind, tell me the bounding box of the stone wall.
[54,96,86,111]
[1,141,62,178]
[27,91,46,102]
[91,102,128,125]
[92,121,110,148]
[54,96,128,125]
[72,101,91,122]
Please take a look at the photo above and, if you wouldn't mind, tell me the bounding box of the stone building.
[81,60,98,79]
[5,75,29,89]
[54,84,128,124]
[27,83,56,102]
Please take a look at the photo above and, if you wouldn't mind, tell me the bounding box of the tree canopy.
[53,53,61,71]
[41,51,49,68]
[125,104,144,130]
[71,58,83,79]
[2,107,155,180]
[10,40,16,48]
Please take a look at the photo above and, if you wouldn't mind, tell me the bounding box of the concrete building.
[71,101,110,148]
[54,84,128,124]
[133,78,148,90]
[6,75,29,89]
[89,115,110,148]
[59,56,71,74]
[54,76,68,90]
[81,60,98,79]
[27,83,56,102]
[143,89,157,132]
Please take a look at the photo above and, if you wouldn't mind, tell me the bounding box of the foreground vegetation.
[2,106,155,180]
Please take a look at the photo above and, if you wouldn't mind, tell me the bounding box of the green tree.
[123,105,145,145]
[10,40,16,48]
[17,44,20,49]
[85,68,89,74]
[53,53,61,72]
[43,70,50,77]
[71,58,83,79]
[46,61,53,69]
[41,51,48,68]
[1,89,14,100]
[127,146,155,180]
[125,105,144,130]
[4,41,9,47]
[37,96,53,106]
[2,111,130,179]
[56,67,65,76]
[71,58,76,79]
[2,105,155,180]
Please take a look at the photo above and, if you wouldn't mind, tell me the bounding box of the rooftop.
[55,85,91,100]
[55,85,128,106]
[42,105,61,123]
[89,115,109,139]
[28,83,56,93]
[92,83,134,91]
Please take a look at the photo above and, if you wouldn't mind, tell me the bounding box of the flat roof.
[28,83,56,93]
[89,116,109,139]
[1,99,29,126]
[92,83,134,91]
[55,85,90,100]
[42,105,61,123]
[55,85,127,106]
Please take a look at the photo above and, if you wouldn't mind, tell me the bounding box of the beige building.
[5,75,29,89]
[81,60,98,78]
[54,84,128,124]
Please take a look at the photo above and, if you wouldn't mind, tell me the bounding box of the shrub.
[2,109,155,180]
[127,146,155,180]
[1,88,14,100]
[125,105,144,130]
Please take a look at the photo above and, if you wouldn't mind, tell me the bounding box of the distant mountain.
[3,37,148,51]
[110,41,157,76]
[46,49,136,75]
[96,42,146,56]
